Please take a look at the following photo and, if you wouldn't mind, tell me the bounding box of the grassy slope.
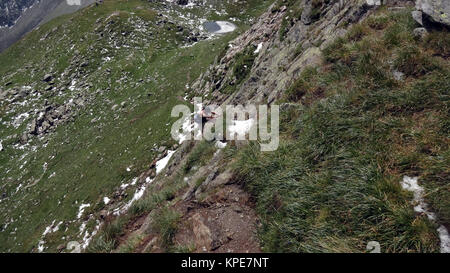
[234,8,449,252]
[0,0,273,252]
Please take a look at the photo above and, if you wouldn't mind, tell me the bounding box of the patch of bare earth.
[174,184,261,253]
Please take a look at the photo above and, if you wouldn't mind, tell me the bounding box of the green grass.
[183,141,216,174]
[218,44,258,94]
[233,8,449,253]
[151,207,181,250]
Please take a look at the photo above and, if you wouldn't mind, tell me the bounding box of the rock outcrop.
[191,0,376,107]
[415,0,450,28]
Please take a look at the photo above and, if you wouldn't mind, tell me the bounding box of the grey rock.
[16,89,29,99]
[30,120,37,134]
[99,210,108,219]
[412,10,423,25]
[41,120,50,132]
[43,74,53,82]
[413,27,428,39]
[158,146,167,153]
[301,2,313,25]
[74,98,84,106]
[20,133,28,144]
[55,106,66,116]
[416,0,450,27]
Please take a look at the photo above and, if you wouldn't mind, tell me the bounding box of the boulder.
[30,120,37,135]
[301,2,313,25]
[158,146,167,153]
[43,74,53,82]
[413,27,428,39]
[412,10,423,25]
[416,0,450,27]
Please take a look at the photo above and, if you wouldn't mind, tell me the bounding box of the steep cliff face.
[192,0,377,106]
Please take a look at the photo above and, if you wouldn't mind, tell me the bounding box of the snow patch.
[156,150,176,174]
[214,21,236,34]
[400,176,450,253]
[77,203,90,219]
[254,42,263,54]
[37,220,63,252]
[203,21,236,34]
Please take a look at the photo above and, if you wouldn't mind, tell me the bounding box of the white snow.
[130,177,138,186]
[115,150,176,215]
[400,176,450,253]
[437,226,450,253]
[213,21,236,34]
[156,150,176,174]
[13,112,29,128]
[103,197,110,205]
[37,241,45,252]
[80,221,100,249]
[77,203,90,219]
[254,42,263,54]
[0,141,3,151]
[119,178,153,214]
[37,220,63,252]
[68,80,77,91]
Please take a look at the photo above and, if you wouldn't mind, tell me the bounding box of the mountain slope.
[0,0,273,252]
[1,0,449,253]
[90,0,449,253]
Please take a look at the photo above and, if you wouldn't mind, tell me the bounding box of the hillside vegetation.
[234,7,449,252]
